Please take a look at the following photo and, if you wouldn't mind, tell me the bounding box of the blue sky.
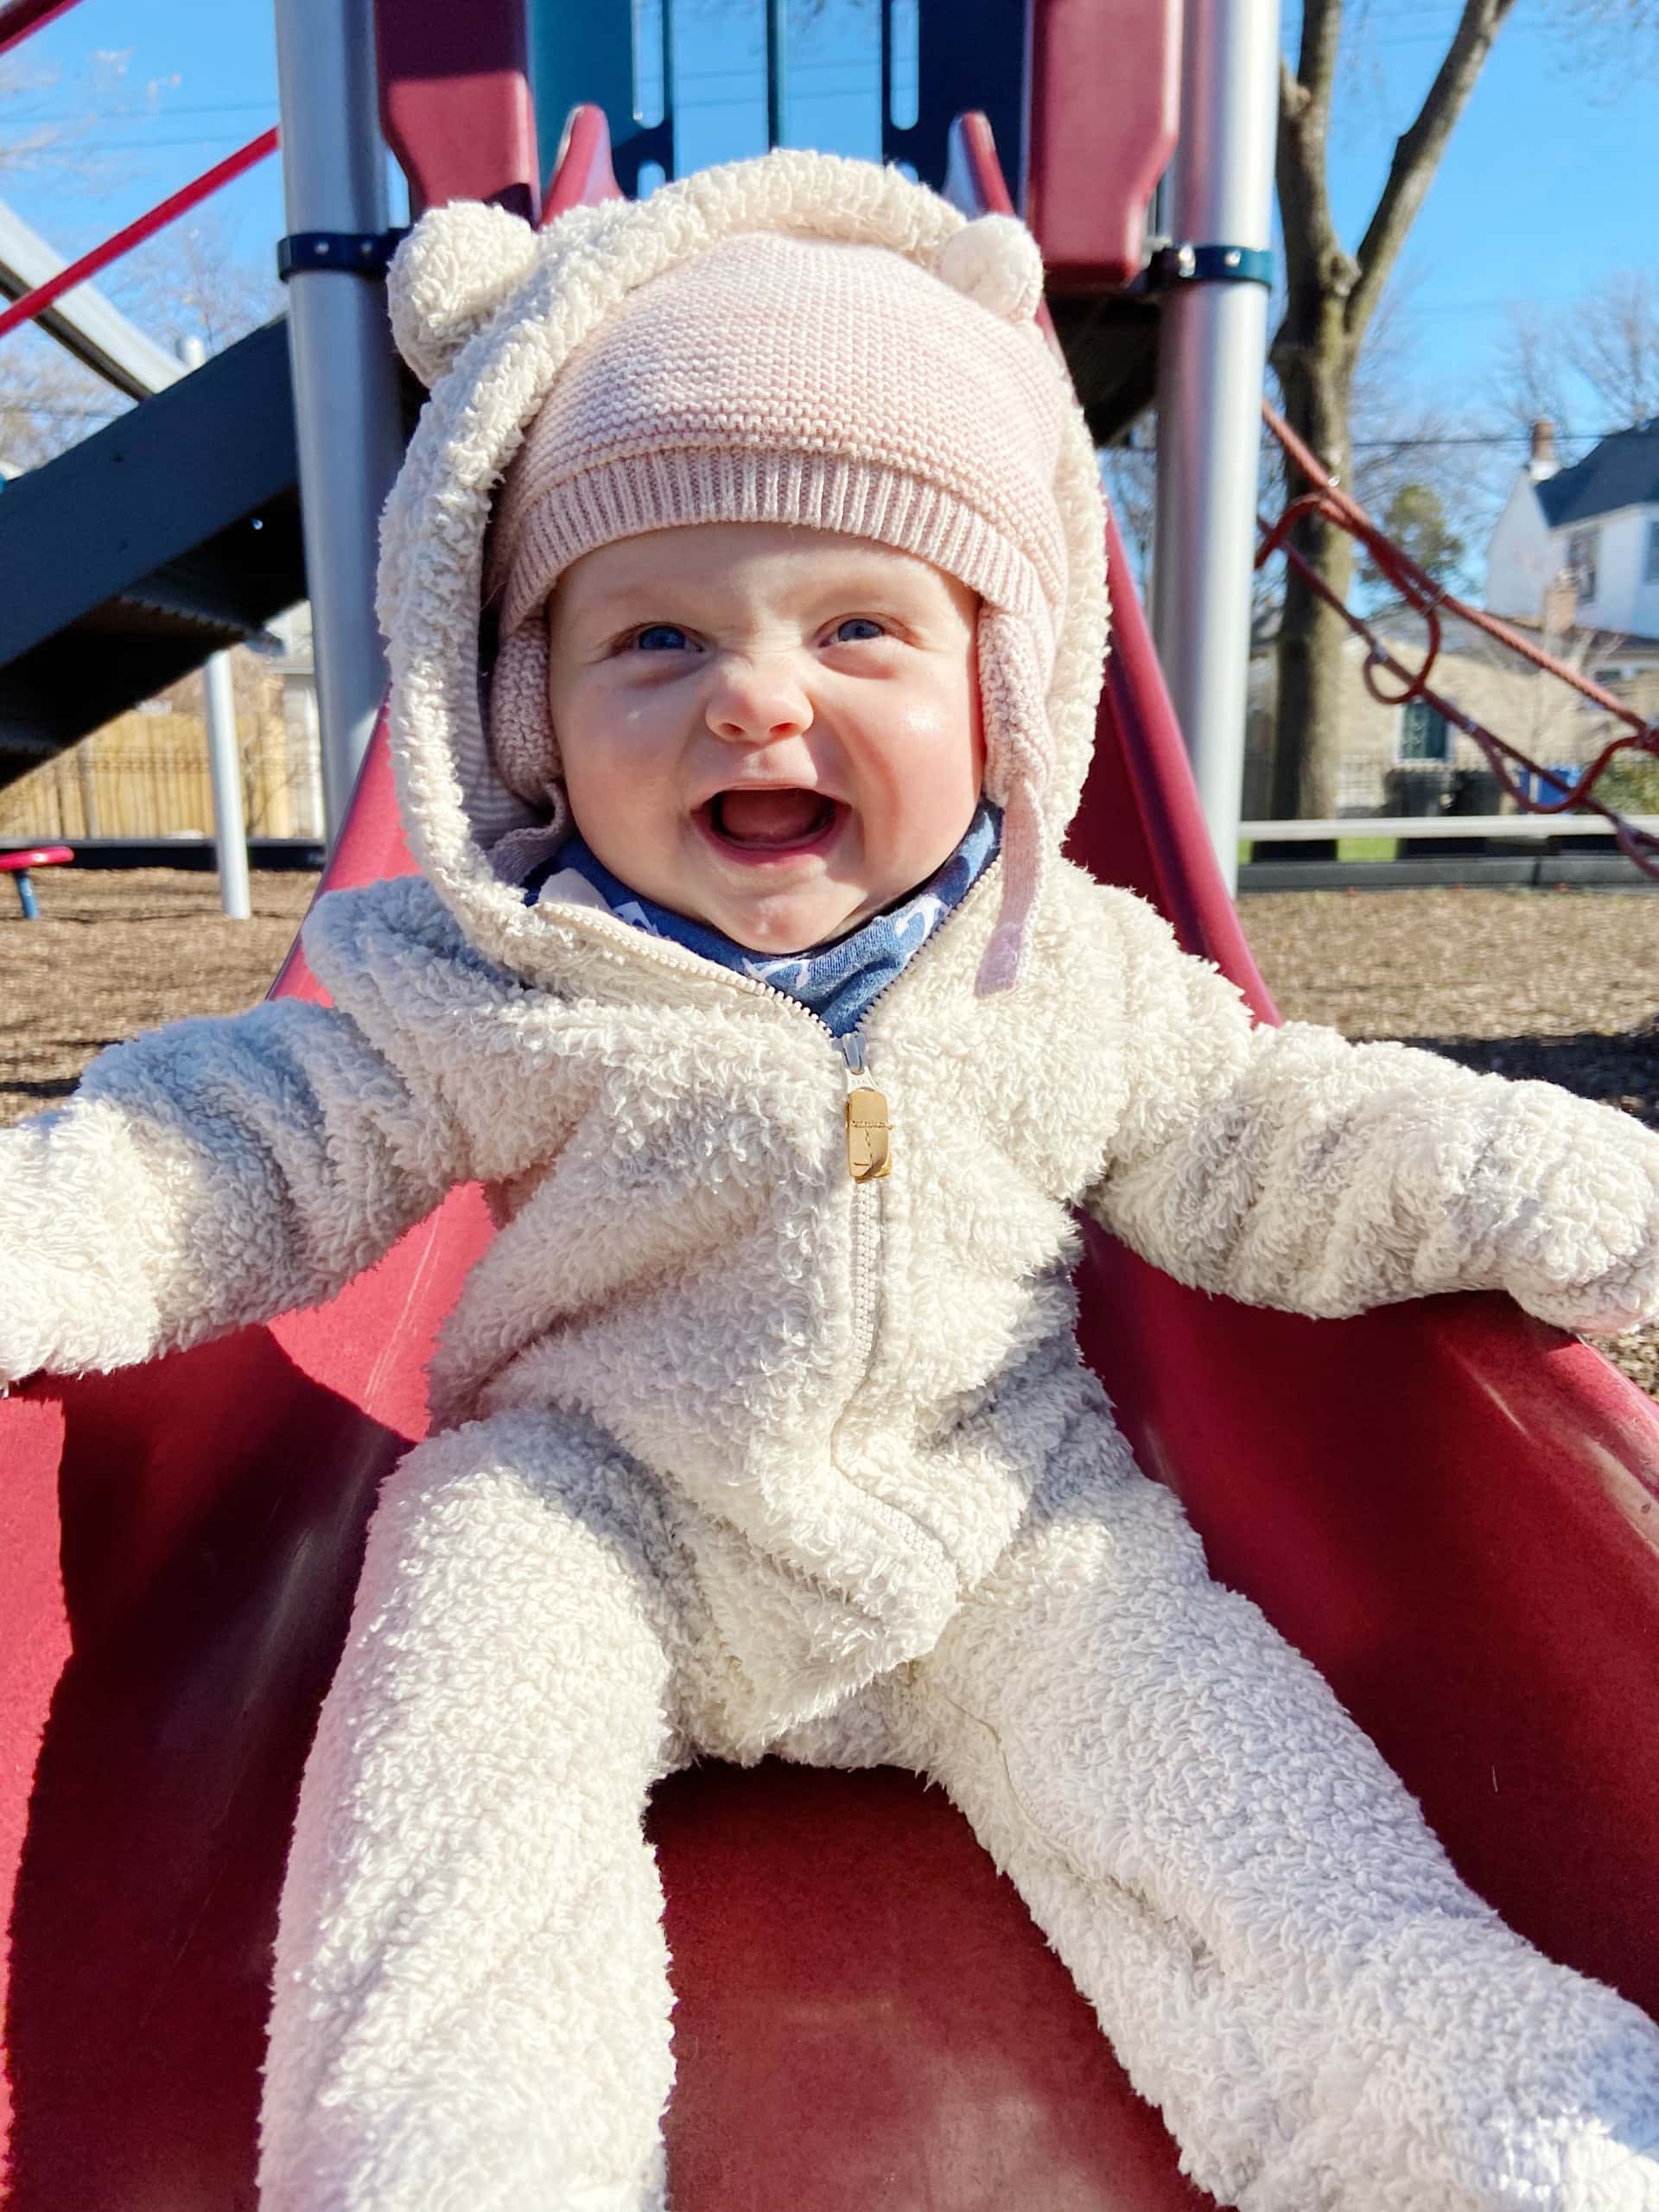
[3,0,1655,442]
[1297,2,1659,416]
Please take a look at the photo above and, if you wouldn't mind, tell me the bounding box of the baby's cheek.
[880,752,984,881]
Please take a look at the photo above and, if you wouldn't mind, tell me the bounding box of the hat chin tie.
[976,606,1051,995]
[483,617,573,885]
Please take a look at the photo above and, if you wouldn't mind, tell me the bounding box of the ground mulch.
[0,868,315,1116]
[1242,887,1659,1394]
[3,871,1656,1393]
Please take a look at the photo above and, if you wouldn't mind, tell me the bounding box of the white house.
[1488,418,1659,642]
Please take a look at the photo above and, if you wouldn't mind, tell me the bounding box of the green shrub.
[1593,751,1659,814]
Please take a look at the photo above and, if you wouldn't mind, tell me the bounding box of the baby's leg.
[259,1408,689,2212]
[896,1402,1659,2211]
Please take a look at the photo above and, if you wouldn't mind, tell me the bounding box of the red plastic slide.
[6,122,1659,2212]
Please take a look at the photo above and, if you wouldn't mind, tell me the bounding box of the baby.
[6,150,1659,2212]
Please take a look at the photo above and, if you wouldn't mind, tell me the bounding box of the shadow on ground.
[1400,1027,1659,1127]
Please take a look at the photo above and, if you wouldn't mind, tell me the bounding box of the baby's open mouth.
[700,788,843,854]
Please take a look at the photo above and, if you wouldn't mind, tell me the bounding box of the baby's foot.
[1236,1918,1659,2210]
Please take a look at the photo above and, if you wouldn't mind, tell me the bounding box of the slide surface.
[3,122,1659,2212]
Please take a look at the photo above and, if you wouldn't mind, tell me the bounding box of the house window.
[1567,526,1600,602]
[1398,700,1450,763]
[1646,519,1659,584]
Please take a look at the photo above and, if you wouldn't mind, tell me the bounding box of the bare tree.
[1490,303,1582,448]
[1571,270,1659,426]
[1489,269,1659,467]
[0,49,275,471]
[1536,0,1659,86]
[0,331,125,472]
[1272,0,1520,819]
[1,206,279,471]
[0,45,167,193]
[1098,436,1156,597]
[113,212,281,357]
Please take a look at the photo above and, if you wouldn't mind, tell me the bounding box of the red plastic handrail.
[947,111,1278,1019]
[377,0,538,222]
[0,0,84,59]
[540,104,624,222]
[0,127,280,346]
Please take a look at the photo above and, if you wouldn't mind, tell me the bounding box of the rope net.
[1258,402,1659,879]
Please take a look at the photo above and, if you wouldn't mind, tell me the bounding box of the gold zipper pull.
[839,1036,892,1183]
[846,1088,892,1181]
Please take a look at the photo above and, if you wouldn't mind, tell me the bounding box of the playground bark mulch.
[2,870,1656,1393]
[0,868,315,1117]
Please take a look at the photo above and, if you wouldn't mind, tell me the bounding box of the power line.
[1350,428,1659,448]
[1110,429,1659,454]
[5,99,270,124]
[27,132,276,149]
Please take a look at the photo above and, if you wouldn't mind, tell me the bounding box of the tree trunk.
[1268,0,1519,821]
[1270,342,1355,820]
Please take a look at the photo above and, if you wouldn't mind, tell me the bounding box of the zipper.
[838,1033,891,1184]
[531,861,1002,1400]
[839,1033,887,1395]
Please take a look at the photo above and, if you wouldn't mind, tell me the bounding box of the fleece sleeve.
[0,995,467,1385]
[1080,893,1659,1335]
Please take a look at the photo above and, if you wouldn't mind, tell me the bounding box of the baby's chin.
[698,890,875,957]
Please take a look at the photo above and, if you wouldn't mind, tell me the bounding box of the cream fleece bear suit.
[5,153,1659,2212]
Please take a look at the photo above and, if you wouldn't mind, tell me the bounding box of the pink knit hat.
[483,218,1073,989]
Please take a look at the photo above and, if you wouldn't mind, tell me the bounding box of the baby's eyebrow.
[562,566,927,631]
[569,583,672,618]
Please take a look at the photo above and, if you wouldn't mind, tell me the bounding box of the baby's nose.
[704,655,813,744]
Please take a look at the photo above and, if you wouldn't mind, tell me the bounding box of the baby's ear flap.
[386,201,542,387]
[932,213,1044,327]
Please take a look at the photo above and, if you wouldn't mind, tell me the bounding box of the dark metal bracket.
[1145,243,1274,290]
[276,229,410,282]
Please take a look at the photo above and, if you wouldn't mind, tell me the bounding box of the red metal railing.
[0,0,280,348]
[1260,401,1659,875]
[0,128,281,345]
[0,0,84,58]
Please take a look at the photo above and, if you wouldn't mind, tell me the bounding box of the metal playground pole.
[272,0,405,841]
[1150,0,1281,894]
[177,333,252,919]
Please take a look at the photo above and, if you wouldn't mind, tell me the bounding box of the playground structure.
[3,3,1659,2208]
[4,0,1656,884]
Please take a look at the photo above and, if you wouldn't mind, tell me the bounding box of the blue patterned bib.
[524,803,1000,1037]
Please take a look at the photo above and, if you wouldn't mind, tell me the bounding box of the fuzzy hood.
[376,148,1110,994]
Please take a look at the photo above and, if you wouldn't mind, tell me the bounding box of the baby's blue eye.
[834,618,885,643]
[632,624,692,652]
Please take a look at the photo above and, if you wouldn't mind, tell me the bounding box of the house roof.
[1493,613,1659,658]
[1536,421,1659,527]
[1245,605,1659,667]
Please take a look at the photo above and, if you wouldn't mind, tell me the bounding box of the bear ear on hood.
[386,200,543,387]
[932,213,1044,327]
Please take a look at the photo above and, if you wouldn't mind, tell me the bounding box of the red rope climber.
[1257,400,1659,879]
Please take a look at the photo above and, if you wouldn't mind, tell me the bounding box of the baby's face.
[544,523,983,953]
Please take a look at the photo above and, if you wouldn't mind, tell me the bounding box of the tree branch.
[1348,0,1519,342]
[1296,0,1344,110]
[1275,50,1344,307]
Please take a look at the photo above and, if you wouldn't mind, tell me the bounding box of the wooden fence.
[0,704,324,842]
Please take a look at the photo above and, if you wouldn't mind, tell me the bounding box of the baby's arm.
[0,995,464,1386]
[1081,889,1659,1334]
